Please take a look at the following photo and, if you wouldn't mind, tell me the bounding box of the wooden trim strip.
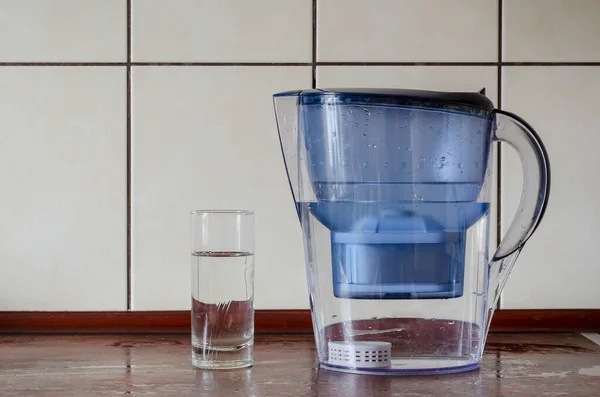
[490,310,600,333]
[0,310,598,334]
[0,310,311,334]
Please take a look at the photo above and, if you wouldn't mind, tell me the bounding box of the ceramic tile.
[317,66,498,103]
[503,0,600,62]
[132,66,311,310]
[132,0,312,62]
[501,66,600,309]
[317,0,498,62]
[0,0,125,62]
[0,67,126,310]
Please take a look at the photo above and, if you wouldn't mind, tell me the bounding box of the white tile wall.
[501,66,600,309]
[504,0,600,62]
[0,0,126,62]
[0,67,126,310]
[132,66,310,310]
[0,1,598,311]
[317,66,498,103]
[317,0,498,62]
[132,0,312,62]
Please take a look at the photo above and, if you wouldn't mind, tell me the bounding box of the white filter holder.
[328,341,392,368]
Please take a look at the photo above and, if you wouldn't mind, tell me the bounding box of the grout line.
[496,0,503,310]
[312,0,317,88]
[502,62,600,66]
[317,61,500,66]
[582,333,600,346]
[127,0,132,65]
[315,62,600,66]
[131,62,313,66]
[498,0,503,77]
[126,0,132,311]
[0,62,128,66]
[0,61,599,67]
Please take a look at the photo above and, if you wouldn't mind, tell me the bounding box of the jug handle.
[488,109,551,309]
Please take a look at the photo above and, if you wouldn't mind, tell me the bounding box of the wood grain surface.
[0,333,599,396]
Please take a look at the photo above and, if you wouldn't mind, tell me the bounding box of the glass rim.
[190,209,254,215]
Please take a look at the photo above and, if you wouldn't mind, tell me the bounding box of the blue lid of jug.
[274,88,494,115]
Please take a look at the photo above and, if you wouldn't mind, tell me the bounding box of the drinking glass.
[190,210,255,369]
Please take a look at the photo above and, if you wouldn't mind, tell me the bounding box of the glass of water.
[190,210,255,369]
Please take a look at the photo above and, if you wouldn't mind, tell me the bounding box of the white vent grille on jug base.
[328,341,392,368]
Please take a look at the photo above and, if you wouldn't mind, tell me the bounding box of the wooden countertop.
[1,333,599,396]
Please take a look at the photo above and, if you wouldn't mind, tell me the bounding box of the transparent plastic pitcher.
[273,88,550,375]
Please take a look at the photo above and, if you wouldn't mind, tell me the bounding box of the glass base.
[192,343,253,370]
[320,357,480,376]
